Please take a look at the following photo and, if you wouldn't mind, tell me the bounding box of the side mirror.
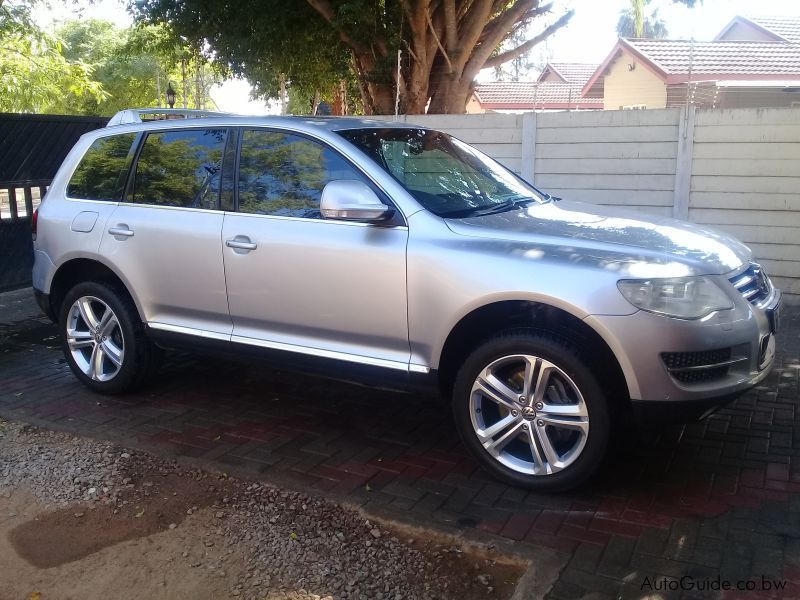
[320,180,394,222]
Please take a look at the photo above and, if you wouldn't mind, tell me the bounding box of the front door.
[221,128,410,368]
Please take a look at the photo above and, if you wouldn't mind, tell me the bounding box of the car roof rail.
[106,108,233,127]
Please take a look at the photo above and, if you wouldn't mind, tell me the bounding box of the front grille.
[662,347,734,384]
[729,263,771,305]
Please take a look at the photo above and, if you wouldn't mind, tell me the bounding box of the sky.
[33,0,800,113]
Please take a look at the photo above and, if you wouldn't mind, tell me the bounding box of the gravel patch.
[0,419,524,599]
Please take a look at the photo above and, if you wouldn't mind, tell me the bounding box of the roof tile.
[625,39,800,77]
[538,63,599,85]
[749,15,800,43]
[474,81,602,106]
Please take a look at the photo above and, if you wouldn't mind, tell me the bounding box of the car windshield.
[337,127,547,218]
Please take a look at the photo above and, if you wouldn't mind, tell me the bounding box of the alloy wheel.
[66,296,125,382]
[469,354,589,476]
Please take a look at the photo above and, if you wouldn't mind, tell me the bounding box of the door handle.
[108,225,134,237]
[225,238,257,251]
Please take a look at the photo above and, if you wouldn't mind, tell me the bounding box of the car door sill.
[147,321,430,376]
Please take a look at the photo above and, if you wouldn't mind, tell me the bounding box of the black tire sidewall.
[452,331,610,491]
[59,281,145,395]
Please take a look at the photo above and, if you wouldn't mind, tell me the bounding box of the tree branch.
[482,9,573,69]
[426,9,452,73]
[442,0,458,51]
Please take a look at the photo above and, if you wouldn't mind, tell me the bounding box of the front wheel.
[452,331,610,491]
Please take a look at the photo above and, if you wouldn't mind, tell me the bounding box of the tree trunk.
[181,59,188,109]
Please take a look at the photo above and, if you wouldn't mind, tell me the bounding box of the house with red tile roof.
[467,62,602,113]
[582,16,800,110]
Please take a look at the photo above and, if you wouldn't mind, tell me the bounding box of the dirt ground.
[0,421,525,600]
[0,489,242,600]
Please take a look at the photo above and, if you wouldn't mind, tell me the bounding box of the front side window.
[129,129,226,209]
[337,128,545,218]
[238,129,367,219]
[67,133,136,201]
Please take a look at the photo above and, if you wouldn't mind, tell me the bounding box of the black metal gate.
[0,114,107,291]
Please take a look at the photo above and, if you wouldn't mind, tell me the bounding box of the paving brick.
[499,512,539,541]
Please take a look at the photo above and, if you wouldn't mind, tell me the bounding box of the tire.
[452,329,610,491]
[59,281,159,395]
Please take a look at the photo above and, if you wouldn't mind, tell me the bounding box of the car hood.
[444,199,751,276]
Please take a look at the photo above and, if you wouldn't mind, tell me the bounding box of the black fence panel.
[0,221,34,292]
[0,113,108,291]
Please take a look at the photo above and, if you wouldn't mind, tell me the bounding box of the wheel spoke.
[484,420,525,454]
[521,356,538,401]
[531,362,556,406]
[476,413,519,443]
[98,309,118,337]
[77,298,100,330]
[540,415,589,434]
[525,427,546,473]
[539,400,588,419]
[532,423,563,471]
[87,344,103,380]
[67,329,94,350]
[473,371,519,411]
[101,339,123,368]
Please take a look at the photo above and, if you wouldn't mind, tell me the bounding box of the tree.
[132,0,576,115]
[617,0,668,39]
[0,1,104,112]
[56,20,219,116]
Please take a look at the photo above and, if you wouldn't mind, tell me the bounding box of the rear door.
[99,127,232,337]
[221,128,410,368]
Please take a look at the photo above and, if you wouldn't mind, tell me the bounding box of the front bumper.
[586,280,780,421]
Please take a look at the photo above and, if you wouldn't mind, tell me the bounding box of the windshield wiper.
[444,196,536,218]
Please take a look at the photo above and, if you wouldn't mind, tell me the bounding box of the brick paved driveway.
[2,288,799,599]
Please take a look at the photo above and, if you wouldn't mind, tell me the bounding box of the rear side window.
[238,129,367,219]
[129,129,227,209]
[67,133,136,201]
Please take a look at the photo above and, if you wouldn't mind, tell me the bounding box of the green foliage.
[617,8,669,39]
[56,20,218,116]
[132,0,349,104]
[0,1,105,112]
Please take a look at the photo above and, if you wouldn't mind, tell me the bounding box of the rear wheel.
[60,281,158,394]
[452,330,610,491]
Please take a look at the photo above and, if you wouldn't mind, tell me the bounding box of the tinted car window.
[238,129,366,219]
[129,129,226,209]
[67,133,136,201]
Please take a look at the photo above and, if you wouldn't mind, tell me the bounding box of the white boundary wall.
[376,107,800,299]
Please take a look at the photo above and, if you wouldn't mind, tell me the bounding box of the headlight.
[617,276,733,319]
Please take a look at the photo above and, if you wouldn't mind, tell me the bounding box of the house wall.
[540,71,564,83]
[371,107,800,299]
[465,94,484,114]
[717,21,778,41]
[603,48,667,110]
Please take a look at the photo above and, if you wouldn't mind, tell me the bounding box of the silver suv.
[32,109,781,490]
